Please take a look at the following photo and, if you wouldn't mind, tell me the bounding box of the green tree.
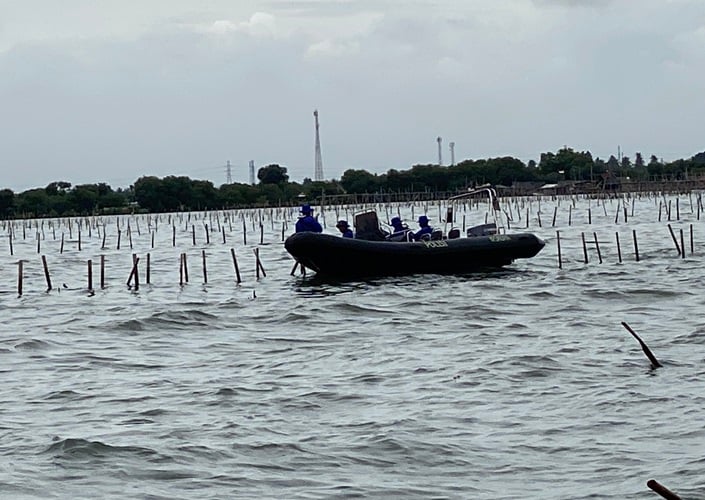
[340,169,380,193]
[257,164,289,184]
[0,189,15,217]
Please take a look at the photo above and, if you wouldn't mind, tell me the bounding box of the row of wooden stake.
[14,248,268,296]
[556,224,695,268]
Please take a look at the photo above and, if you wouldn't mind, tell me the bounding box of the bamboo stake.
[17,260,23,296]
[202,250,207,284]
[621,322,662,369]
[556,231,562,269]
[101,255,105,289]
[60,233,64,254]
[680,229,685,259]
[667,224,681,256]
[593,232,602,264]
[230,248,241,284]
[581,232,588,264]
[633,230,640,262]
[647,479,682,500]
[616,232,622,263]
[88,259,93,292]
[42,255,52,291]
[146,253,151,284]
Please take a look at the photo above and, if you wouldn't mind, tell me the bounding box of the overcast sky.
[1,0,703,191]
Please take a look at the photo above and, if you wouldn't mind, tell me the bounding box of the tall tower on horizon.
[449,142,455,167]
[249,160,255,185]
[437,136,443,166]
[226,160,232,184]
[314,110,324,182]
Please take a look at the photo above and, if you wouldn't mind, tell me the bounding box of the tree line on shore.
[2,147,703,218]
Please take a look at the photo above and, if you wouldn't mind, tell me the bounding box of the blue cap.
[300,204,312,215]
[336,219,349,227]
[418,215,429,224]
[391,216,401,225]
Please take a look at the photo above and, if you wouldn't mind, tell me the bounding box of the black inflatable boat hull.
[285,232,545,277]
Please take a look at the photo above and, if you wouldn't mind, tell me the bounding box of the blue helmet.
[336,219,349,228]
[418,215,429,225]
[300,204,313,215]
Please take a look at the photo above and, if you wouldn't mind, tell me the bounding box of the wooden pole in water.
[116,230,121,250]
[556,231,562,269]
[616,232,622,263]
[633,230,640,262]
[172,225,176,247]
[17,260,23,296]
[568,206,572,226]
[254,248,260,279]
[202,250,207,284]
[676,198,680,220]
[179,254,184,286]
[242,219,247,245]
[690,224,694,255]
[8,229,13,256]
[101,230,106,250]
[42,255,52,291]
[78,227,82,251]
[222,226,226,244]
[593,232,602,264]
[87,259,93,291]
[588,208,592,224]
[581,232,588,264]
[100,255,105,289]
[230,248,242,284]
[132,257,140,291]
[60,233,64,254]
[36,232,40,254]
[647,479,682,500]
[680,229,685,259]
[551,206,557,227]
[667,224,681,256]
[183,253,189,283]
[192,225,196,245]
[205,224,210,245]
[146,253,151,284]
[621,321,662,369]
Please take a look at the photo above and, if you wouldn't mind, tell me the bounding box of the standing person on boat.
[335,220,354,238]
[295,205,323,233]
[412,215,433,241]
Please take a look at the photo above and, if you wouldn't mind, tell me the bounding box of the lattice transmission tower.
[314,110,324,182]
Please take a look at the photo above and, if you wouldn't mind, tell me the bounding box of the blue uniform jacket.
[413,225,433,241]
[296,215,323,233]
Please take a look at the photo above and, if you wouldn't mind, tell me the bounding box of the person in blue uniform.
[387,216,411,241]
[295,205,323,233]
[413,215,433,241]
[390,216,405,233]
[335,219,353,238]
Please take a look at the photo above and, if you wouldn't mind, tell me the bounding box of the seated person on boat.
[413,215,433,241]
[387,216,412,242]
[335,219,354,238]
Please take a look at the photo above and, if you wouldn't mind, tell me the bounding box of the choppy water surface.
[2,194,705,499]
